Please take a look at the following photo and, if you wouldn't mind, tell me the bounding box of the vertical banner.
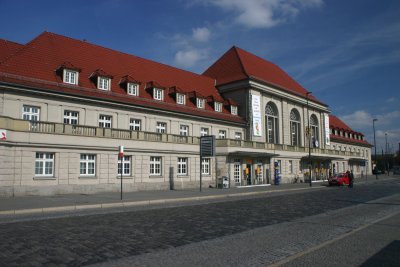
[324,114,330,145]
[251,94,262,137]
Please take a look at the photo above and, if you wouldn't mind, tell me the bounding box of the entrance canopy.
[301,155,344,161]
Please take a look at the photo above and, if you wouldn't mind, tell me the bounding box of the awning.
[348,158,366,162]
[224,151,279,158]
[301,155,344,161]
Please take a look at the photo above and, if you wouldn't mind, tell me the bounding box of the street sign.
[200,135,215,157]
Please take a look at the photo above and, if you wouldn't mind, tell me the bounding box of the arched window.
[310,114,319,147]
[290,109,301,146]
[265,102,279,144]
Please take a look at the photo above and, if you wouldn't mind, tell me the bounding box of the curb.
[0,186,322,217]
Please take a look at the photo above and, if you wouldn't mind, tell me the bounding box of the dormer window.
[63,69,78,85]
[153,88,164,101]
[90,69,113,91]
[214,102,222,112]
[127,83,139,96]
[197,98,205,108]
[176,93,185,105]
[98,76,110,90]
[231,105,238,115]
[56,62,81,85]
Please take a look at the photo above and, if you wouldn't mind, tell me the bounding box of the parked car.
[328,173,350,186]
[372,169,383,175]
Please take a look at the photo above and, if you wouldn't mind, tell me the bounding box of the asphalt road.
[1,179,399,267]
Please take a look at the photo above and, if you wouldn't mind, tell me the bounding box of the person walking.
[349,170,354,188]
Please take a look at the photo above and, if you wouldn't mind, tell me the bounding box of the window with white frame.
[150,156,162,175]
[290,109,301,146]
[177,157,188,175]
[127,83,139,96]
[234,159,241,184]
[63,110,78,125]
[63,69,78,85]
[118,156,131,176]
[218,130,226,139]
[153,88,164,101]
[235,132,242,140]
[200,127,209,136]
[99,115,112,128]
[98,76,110,90]
[196,98,205,108]
[201,158,210,175]
[176,93,185,105]
[231,105,238,115]
[129,118,141,131]
[214,102,222,112]
[35,152,54,177]
[22,105,40,121]
[156,122,166,133]
[266,102,279,144]
[80,154,96,176]
[180,125,189,136]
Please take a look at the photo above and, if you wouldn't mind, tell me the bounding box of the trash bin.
[222,176,229,189]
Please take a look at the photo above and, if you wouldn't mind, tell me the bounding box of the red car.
[328,173,350,186]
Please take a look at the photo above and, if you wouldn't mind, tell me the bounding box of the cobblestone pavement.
[1,179,399,267]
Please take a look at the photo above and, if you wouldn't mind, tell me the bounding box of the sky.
[1,0,399,154]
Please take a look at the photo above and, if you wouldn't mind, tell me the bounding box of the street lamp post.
[306,92,312,187]
[385,132,389,176]
[373,119,378,179]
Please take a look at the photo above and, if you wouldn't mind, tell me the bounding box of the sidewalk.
[0,175,396,217]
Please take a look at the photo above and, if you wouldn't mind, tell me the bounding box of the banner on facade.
[324,114,330,145]
[251,94,262,137]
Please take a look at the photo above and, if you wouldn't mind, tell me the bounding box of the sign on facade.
[324,114,330,145]
[251,94,262,137]
[200,135,216,157]
[0,129,7,140]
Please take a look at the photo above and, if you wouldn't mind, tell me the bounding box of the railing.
[0,116,366,158]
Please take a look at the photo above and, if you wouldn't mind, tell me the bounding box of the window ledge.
[116,176,133,179]
[33,177,56,180]
[79,176,97,179]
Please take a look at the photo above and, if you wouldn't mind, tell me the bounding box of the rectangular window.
[80,154,96,176]
[200,127,209,136]
[231,105,238,115]
[35,152,54,177]
[64,110,79,125]
[22,105,40,121]
[201,158,210,175]
[214,102,222,112]
[129,119,141,131]
[156,122,166,133]
[63,69,78,85]
[99,115,112,128]
[235,132,242,140]
[176,93,185,105]
[150,156,162,175]
[153,88,164,101]
[118,156,131,176]
[180,125,189,136]
[177,157,188,175]
[218,130,226,139]
[98,77,110,90]
[127,83,139,96]
[197,98,205,108]
[234,159,241,184]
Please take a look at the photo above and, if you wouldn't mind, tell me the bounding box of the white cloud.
[196,0,323,28]
[341,110,373,129]
[175,49,208,68]
[387,97,398,103]
[192,27,211,42]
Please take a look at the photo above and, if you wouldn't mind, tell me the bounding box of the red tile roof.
[0,39,24,62]
[203,46,326,105]
[329,115,371,146]
[0,32,244,124]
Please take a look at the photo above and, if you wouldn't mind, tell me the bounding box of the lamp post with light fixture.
[306,92,312,187]
[373,119,378,179]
